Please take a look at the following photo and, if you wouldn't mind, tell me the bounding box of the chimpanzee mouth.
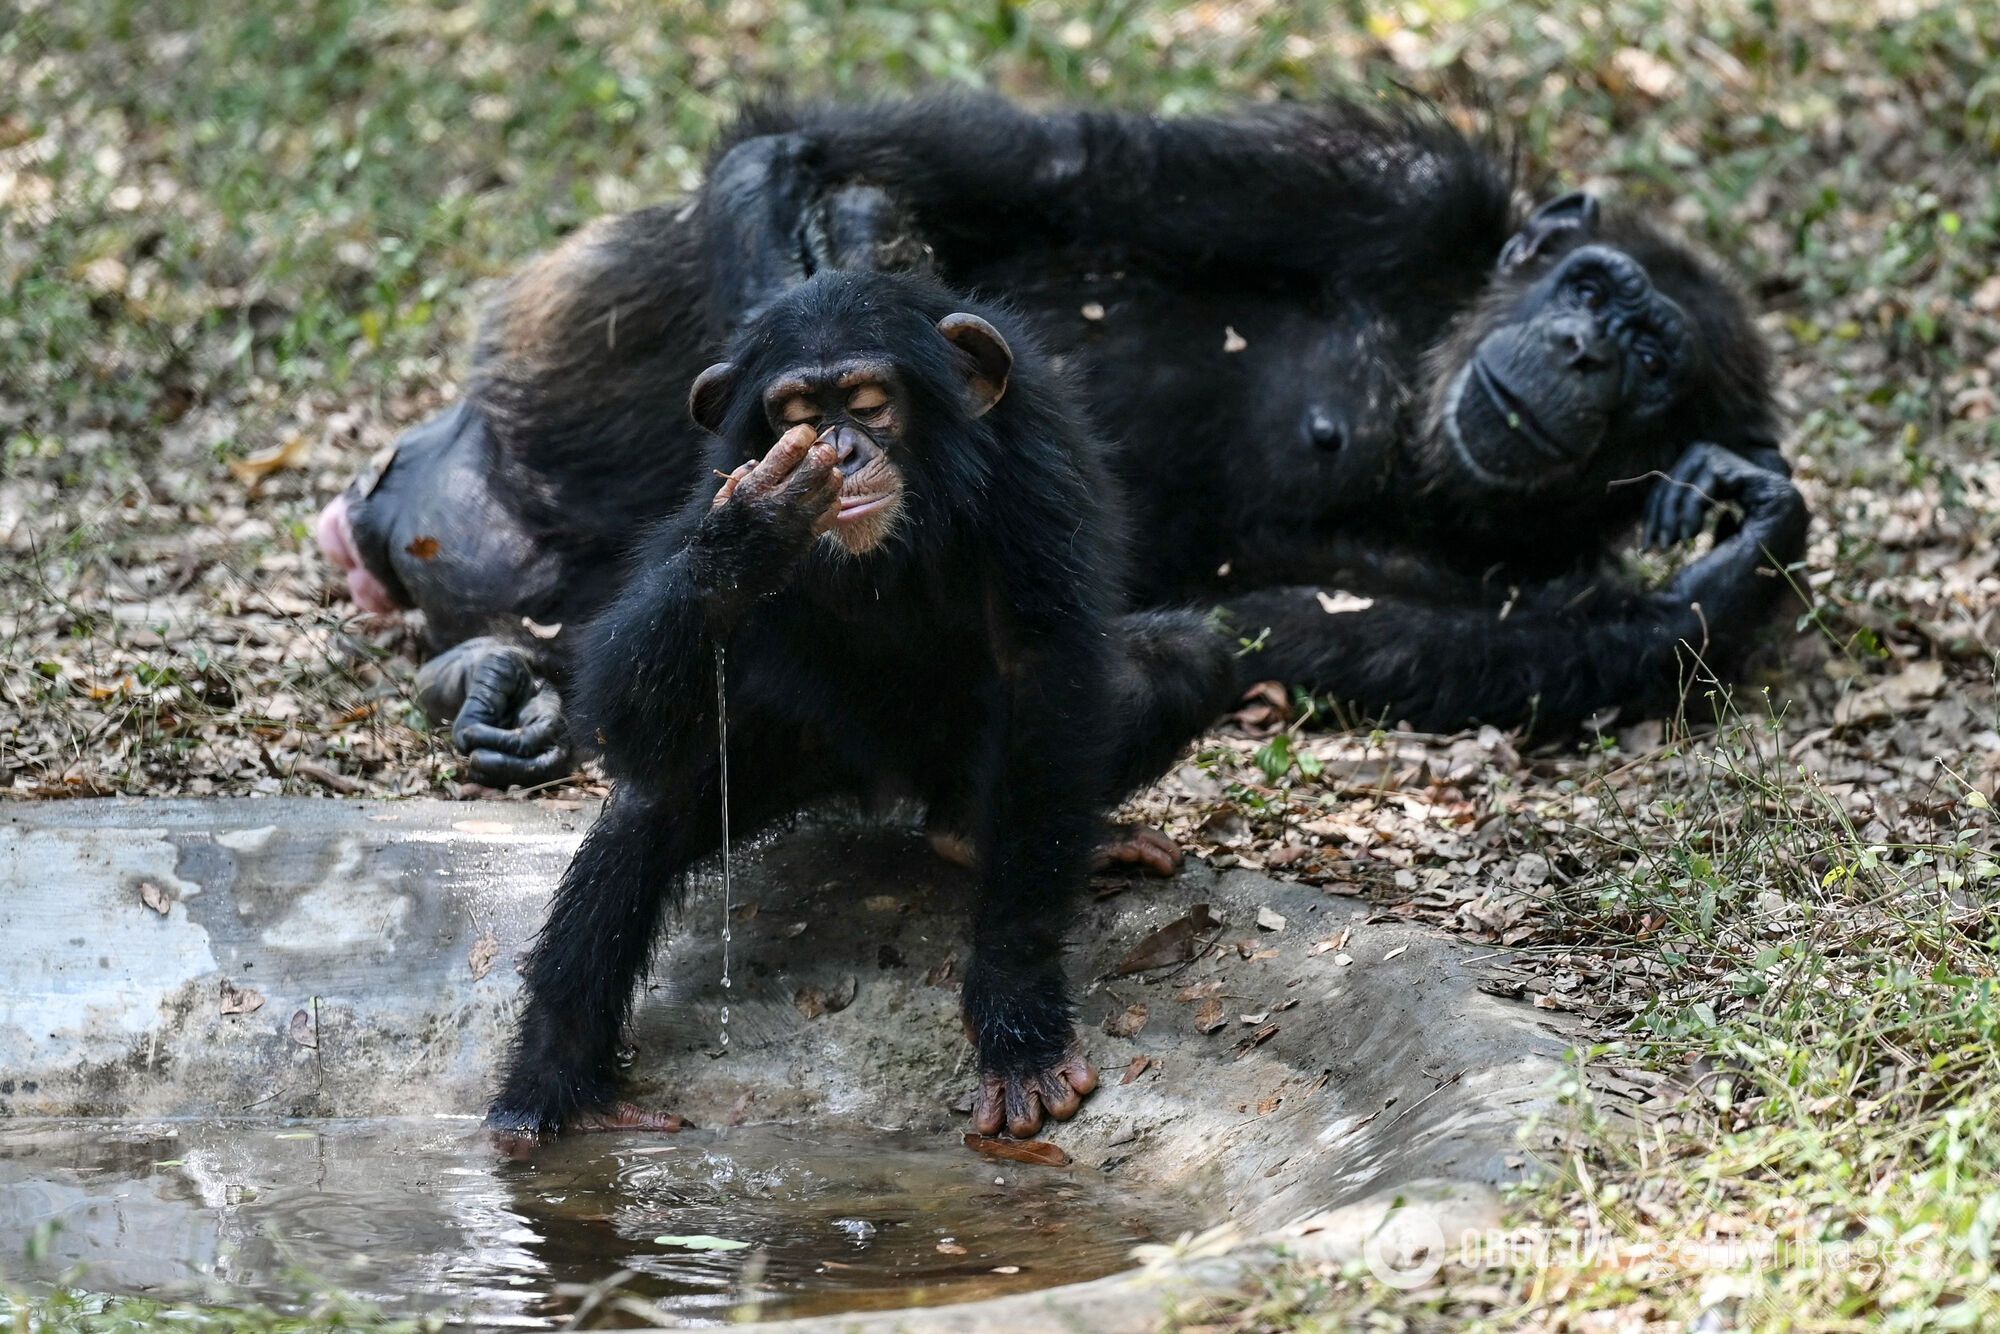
[836,493,897,523]
[1472,362,1570,461]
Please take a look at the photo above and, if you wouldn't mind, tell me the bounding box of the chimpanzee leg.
[412,638,573,789]
[489,744,810,1139]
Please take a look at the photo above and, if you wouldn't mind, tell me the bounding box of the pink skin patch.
[314,492,400,613]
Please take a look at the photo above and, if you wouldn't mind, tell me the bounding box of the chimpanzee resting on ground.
[487,268,1226,1140]
[317,93,1809,787]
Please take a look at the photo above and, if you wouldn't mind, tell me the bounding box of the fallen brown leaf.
[963,1134,1071,1167]
[467,931,500,981]
[138,881,170,915]
[1115,904,1221,975]
[288,1007,317,1048]
[1102,1003,1149,1038]
[795,973,859,1019]
[1120,1055,1156,1084]
[226,434,310,486]
[219,980,265,1016]
[1194,997,1228,1034]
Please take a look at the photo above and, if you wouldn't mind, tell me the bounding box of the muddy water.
[0,1119,1189,1327]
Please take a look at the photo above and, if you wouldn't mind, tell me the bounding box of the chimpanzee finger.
[466,743,574,789]
[788,443,843,534]
[454,708,564,759]
[741,424,821,496]
[711,461,753,509]
[1004,1079,1045,1138]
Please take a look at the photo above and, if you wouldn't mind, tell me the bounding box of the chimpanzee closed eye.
[485,269,1228,1145]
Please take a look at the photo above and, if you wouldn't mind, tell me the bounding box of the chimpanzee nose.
[1548,314,1613,374]
[1303,407,1347,452]
[822,423,875,476]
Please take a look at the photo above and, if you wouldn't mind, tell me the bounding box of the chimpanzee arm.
[489,434,838,1139]
[1225,446,1808,731]
[957,448,1120,1137]
[739,95,1509,279]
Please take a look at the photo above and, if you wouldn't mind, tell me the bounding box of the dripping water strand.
[715,641,732,1049]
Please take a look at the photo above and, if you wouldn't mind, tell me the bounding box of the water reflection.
[0,1119,1185,1326]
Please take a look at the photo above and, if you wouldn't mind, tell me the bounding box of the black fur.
[487,270,1215,1135]
[324,91,1807,783]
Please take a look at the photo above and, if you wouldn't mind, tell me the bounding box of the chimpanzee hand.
[414,637,574,789]
[694,425,842,605]
[1643,442,1791,549]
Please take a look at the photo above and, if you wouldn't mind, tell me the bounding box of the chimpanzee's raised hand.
[692,424,842,609]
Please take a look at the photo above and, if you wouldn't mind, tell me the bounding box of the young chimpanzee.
[488,268,1179,1141]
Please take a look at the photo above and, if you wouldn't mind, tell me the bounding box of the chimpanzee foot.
[972,1050,1099,1138]
[414,637,575,788]
[572,1102,691,1133]
[1091,823,1182,877]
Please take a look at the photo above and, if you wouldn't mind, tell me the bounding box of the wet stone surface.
[0,1118,1187,1327]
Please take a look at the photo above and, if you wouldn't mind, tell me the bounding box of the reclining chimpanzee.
[316,93,1809,788]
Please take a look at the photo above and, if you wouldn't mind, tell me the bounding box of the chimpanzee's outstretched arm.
[734,95,1507,278]
[1224,445,1808,731]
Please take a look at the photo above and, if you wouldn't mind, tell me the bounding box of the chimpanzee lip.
[1473,361,1570,460]
[836,493,896,523]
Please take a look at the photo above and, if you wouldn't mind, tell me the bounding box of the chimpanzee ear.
[1498,191,1601,274]
[937,313,1012,417]
[688,362,740,433]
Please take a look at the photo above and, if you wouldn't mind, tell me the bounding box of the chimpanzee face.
[757,358,913,554]
[689,275,1013,556]
[1423,192,1734,496]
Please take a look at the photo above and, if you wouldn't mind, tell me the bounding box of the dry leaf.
[937,1242,968,1255]
[1235,1023,1279,1058]
[1102,1003,1149,1038]
[1383,944,1409,962]
[1176,978,1224,1002]
[992,1265,1022,1274]
[138,881,171,915]
[219,980,265,1016]
[794,974,859,1019]
[226,434,310,485]
[1120,1055,1156,1084]
[964,1134,1071,1167]
[289,1007,317,1048]
[1315,590,1376,614]
[451,819,514,835]
[1308,928,1352,957]
[1194,997,1228,1034]
[1116,904,1221,975]
[468,931,500,981]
